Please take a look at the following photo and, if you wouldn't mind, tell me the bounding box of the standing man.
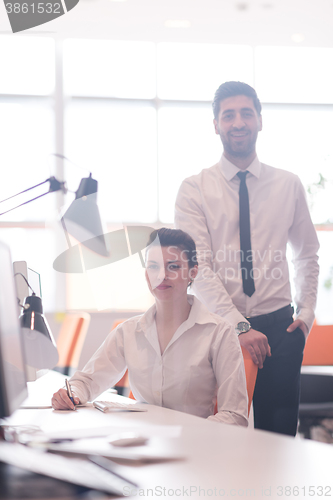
[175,81,319,436]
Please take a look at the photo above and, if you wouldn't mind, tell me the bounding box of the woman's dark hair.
[212,81,262,120]
[146,228,198,269]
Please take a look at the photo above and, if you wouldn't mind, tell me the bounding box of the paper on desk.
[18,424,184,465]
[20,405,53,409]
[23,424,182,443]
[20,403,94,410]
[45,436,185,464]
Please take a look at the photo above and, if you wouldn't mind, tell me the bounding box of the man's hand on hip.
[286,318,308,339]
[239,329,271,369]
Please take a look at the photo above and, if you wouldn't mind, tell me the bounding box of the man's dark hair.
[212,81,262,119]
[146,228,198,269]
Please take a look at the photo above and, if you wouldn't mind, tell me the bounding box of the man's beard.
[219,131,258,158]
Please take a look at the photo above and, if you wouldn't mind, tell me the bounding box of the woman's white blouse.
[70,296,248,427]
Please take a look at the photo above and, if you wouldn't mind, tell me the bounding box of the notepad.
[20,403,93,409]
[93,401,147,412]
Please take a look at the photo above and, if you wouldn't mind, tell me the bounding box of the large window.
[257,104,333,224]
[65,100,158,223]
[156,43,253,100]
[1,37,332,318]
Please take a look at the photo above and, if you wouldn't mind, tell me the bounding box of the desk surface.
[301,365,333,376]
[2,370,333,499]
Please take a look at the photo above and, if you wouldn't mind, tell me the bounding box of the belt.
[246,304,294,330]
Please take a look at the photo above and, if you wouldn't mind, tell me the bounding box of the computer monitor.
[13,261,29,317]
[0,241,28,419]
[13,261,42,311]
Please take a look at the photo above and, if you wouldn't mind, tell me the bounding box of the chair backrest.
[241,346,258,416]
[111,319,126,331]
[302,321,333,366]
[56,312,91,375]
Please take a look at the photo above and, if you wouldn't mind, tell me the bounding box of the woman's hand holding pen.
[51,388,80,410]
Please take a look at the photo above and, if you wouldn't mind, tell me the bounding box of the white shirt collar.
[136,295,218,335]
[219,154,261,181]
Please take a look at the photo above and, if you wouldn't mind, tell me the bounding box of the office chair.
[241,346,259,416]
[55,312,91,376]
[302,321,333,366]
[298,321,333,438]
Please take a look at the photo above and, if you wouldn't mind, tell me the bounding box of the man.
[175,81,319,436]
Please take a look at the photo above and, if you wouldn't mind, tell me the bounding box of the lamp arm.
[0,177,66,216]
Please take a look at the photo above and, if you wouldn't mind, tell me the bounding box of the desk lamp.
[61,174,108,257]
[0,168,108,374]
[19,287,59,370]
[0,172,108,256]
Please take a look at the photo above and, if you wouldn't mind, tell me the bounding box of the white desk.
[301,365,333,376]
[2,371,333,499]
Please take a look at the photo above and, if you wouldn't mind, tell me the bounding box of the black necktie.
[237,171,255,297]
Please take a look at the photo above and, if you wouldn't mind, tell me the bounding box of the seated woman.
[52,228,248,426]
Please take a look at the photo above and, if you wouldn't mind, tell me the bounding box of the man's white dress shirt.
[70,296,248,427]
[175,155,319,331]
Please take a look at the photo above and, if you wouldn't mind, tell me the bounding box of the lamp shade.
[61,175,108,257]
[19,295,59,370]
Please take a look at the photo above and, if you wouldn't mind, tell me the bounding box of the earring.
[188,279,194,286]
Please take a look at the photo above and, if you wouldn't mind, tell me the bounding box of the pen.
[65,379,76,410]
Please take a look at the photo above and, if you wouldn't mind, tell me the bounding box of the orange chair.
[302,321,333,365]
[299,321,333,437]
[241,346,258,415]
[129,390,135,400]
[55,312,91,376]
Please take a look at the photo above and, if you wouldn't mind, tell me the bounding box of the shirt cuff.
[207,411,248,427]
[295,308,315,334]
[221,310,249,331]
[69,381,90,405]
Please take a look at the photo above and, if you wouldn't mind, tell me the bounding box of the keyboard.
[93,400,147,413]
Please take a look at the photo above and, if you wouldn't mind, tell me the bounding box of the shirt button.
[154,391,160,397]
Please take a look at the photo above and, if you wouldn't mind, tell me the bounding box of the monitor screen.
[0,241,28,419]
